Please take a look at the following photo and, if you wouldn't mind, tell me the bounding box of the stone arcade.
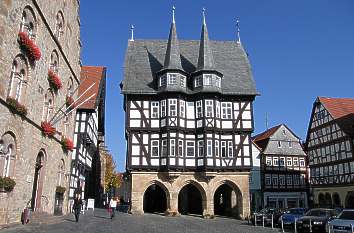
[121,9,258,218]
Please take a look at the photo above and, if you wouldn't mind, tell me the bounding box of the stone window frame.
[0,132,17,178]
[55,11,65,41]
[49,50,60,74]
[20,6,37,41]
[42,89,55,122]
[8,55,29,103]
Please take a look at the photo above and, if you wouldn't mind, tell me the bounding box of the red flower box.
[61,137,74,152]
[66,96,75,109]
[41,121,56,137]
[6,97,28,116]
[48,69,62,91]
[18,32,41,61]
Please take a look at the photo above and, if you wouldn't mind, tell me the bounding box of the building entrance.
[214,184,233,217]
[143,184,167,213]
[178,184,203,215]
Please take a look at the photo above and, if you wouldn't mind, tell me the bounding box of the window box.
[18,32,41,61]
[48,69,62,91]
[0,176,16,192]
[6,97,28,116]
[61,137,74,152]
[41,121,56,137]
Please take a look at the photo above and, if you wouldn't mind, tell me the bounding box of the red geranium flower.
[61,137,74,152]
[18,32,41,61]
[48,69,62,90]
[41,121,56,137]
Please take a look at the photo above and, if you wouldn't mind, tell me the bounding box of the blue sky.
[80,0,354,172]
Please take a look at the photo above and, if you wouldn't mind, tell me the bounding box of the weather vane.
[202,8,206,25]
[130,24,134,41]
[236,18,241,44]
[172,6,175,23]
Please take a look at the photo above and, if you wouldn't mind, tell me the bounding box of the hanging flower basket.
[48,70,62,91]
[61,136,74,152]
[65,96,75,109]
[0,176,16,192]
[18,32,41,61]
[6,97,28,116]
[56,186,66,194]
[41,121,56,137]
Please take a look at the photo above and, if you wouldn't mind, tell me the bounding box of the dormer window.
[195,76,202,87]
[215,76,221,88]
[168,73,177,85]
[159,76,167,87]
[180,76,186,88]
[204,74,212,86]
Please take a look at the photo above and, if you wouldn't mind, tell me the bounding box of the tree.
[104,152,121,193]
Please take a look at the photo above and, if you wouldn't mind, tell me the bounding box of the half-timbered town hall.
[121,10,258,218]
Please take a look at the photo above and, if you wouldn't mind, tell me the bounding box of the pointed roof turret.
[196,8,216,72]
[161,6,184,72]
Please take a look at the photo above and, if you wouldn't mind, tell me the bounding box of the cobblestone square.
[1,209,282,233]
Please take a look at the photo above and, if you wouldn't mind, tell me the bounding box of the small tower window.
[20,7,37,40]
[55,11,65,40]
[180,76,186,88]
[8,55,28,103]
[195,76,202,87]
[159,76,167,87]
[215,76,221,88]
[203,74,212,86]
[167,73,177,85]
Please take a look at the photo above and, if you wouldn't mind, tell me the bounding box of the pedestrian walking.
[109,197,117,219]
[73,194,83,222]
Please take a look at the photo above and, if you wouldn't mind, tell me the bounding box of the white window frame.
[273,157,279,166]
[205,100,214,117]
[178,140,183,157]
[161,100,166,117]
[169,99,177,117]
[198,140,204,157]
[170,139,175,157]
[266,157,272,166]
[293,157,299,166]
[186,141,195,157]
[287,157,292,166]
[228,141,233,157]
[215,140,219,157]
[168,73,177,85]
[221,141,227,158]
[216,101,220,118]
[196,100,203,118]
[160,76,167,87]
[265,176,271,185]
[299,159,305,167]
[286,175,292,185]
[195,76,202,87]
[203,74,212,86]
[221,102,232,119]
[162,139,167,157]
[279,175,285,185]
[180,75,186,88]
[179,100,185,118]
[279,157,285,167]
[207,140,212,157]
[151,140,159,157]
[151,101,159,118]
[215,76,221,88]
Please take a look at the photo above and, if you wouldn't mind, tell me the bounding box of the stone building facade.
[121,10,257,219]
[0,0,81,224]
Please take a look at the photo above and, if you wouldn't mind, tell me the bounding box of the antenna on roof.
[172,6,176,24]
[202,7,206,25]
[236,17,241,44]
[130,25,134,41]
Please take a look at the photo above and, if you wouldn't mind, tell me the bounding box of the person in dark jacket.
[73,194,82,222]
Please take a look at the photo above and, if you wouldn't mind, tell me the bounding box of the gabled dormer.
[157,7,187,93]
[192,9,223,93]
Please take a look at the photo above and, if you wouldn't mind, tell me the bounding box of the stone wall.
[130,171,251,219]
[313,186,354,208]
[0,0,80,225]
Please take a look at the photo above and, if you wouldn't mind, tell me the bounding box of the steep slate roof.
[318,97,354,136]
[252,124,282,143]
[78,66,106,110]
[122,39,257,95]
[196,20,216,72]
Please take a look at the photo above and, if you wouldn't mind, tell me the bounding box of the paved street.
[1,209,281,233]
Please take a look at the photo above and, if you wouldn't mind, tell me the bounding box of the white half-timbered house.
[253,124,309,209]
[69,66,106,209]
[121,9,258,218]
[305,97,354,209]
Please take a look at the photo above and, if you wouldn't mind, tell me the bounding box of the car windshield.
[338,211,354,220]
[305,209,329,217]
[286,209,305,215]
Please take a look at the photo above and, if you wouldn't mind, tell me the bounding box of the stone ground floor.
[313,186,354,208]
[0,209,279,233]
[129,171,251,219]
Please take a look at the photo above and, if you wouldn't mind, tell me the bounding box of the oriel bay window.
[195,76,202,87]
[203,74,212,86]
[205,100,213,117]
[151,101,159,118]
[151,140,159,157]
[160,76,167,87]
[186,141,195,157]
[169,99,177,117]
[180,76,186,88]
[167,73,177,85]
[221,102,232,119]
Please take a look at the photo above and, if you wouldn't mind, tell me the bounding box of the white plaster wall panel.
[170,133,176,137]
[222,121,232,128]
[170,158,175,165]
[132,157,139,165]
[216,160,220,166]
[143,134,148,144]
[161,158,166,165]
[187,120,195,128]
[143,101,149,108]
[234,110,239,119]
[151,134,159,139]
[179,119,185,127]
[130,120,140,127]
[186,159,195,166]
[243,111,251,120]
[142,158,147,165]
[243,121,252,128]
[235,135,240,144]
[161,119,166,127]
[198,159,204,166]
[162,133,167,137]
[221,135,232,140]
[236,158,242,166]
[197,120,202,128]
[233,102,239,110]
[186,135,195,139]
[244,158,250,166]
[186,102,195,119]
[132,145,140,155]
[151,159,159,166]
[207,159,213,166]
[143,110,149,117]
[244,146,250,156]
[216,120,220,128]
[132,135,138,143]
[151,120,159,128]
[178,159,184,166]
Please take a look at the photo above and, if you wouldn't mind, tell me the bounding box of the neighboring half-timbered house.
[253,124,309,209]
[305,97,354,209]
[69,66,106,209]
[121,10,258,218]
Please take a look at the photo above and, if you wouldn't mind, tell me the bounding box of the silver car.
[328,209,354,233]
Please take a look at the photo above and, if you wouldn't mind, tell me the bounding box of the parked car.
[251,208,284,226]
[296,208,338,232]
[278,208,307,228]
[328,209,354,233]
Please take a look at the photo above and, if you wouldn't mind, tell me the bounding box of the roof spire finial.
[202,7,206,25]
[130,24,134,41]
[236,17,241,44]
[172,6,176,24]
